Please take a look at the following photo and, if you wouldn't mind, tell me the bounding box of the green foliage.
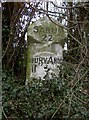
[2,63,89,120]
[2,2,89,120]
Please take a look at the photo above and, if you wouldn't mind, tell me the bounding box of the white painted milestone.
[26,17,67,80]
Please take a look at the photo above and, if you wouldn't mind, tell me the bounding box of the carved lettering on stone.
[26,17,67,80]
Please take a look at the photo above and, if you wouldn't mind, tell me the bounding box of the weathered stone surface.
[26,17,67,80]
[27,17,67,46]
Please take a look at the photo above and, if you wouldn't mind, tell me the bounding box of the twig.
[50,99,65,120]
[46,15,85,48]
[67,89,73,118]
[72,71,88,90]
[36,7,89,24]
[68,32,83,47]
[51,2,87,9]
[2,108,8,120]
[73,93,87,104]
